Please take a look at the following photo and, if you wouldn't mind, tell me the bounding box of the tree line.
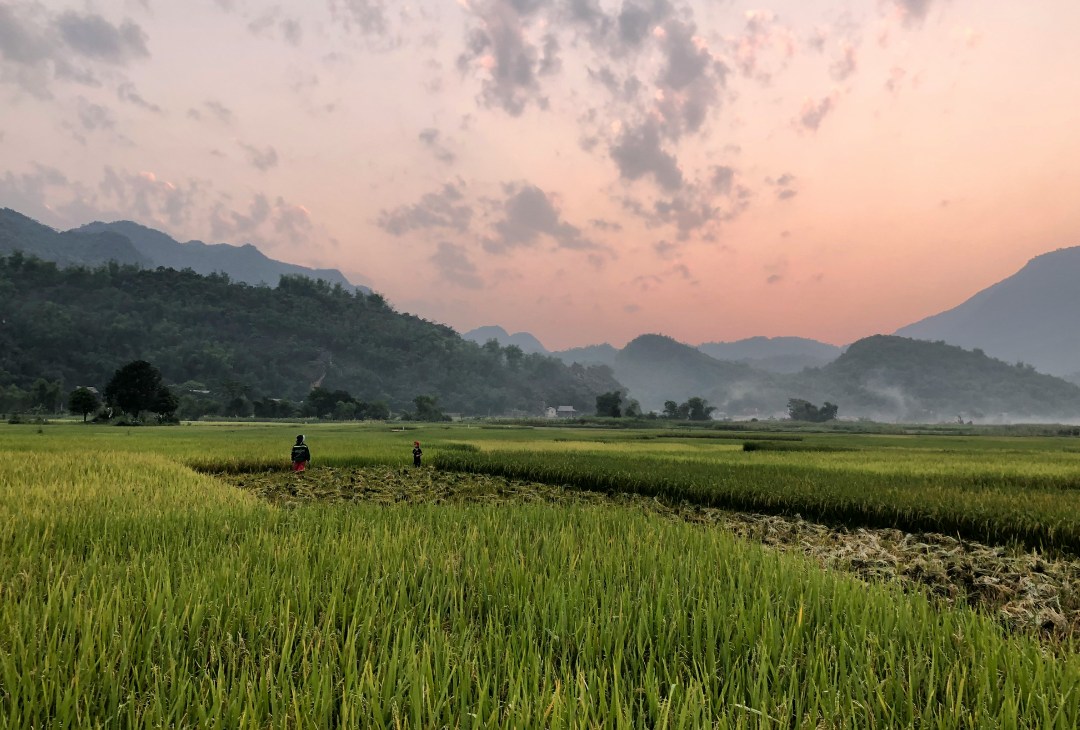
[0,254,622,418]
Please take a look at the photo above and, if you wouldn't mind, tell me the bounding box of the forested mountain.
[0,209,149,268]
[75,220,366,293]
[896,246,1080,376]
[553,343,619,368]
[697,336,842,373]
[0,208,366,293]
[0,254,619,416]
[613,335,783,415]
[589,333,1080,422]
[462,325,548,354]
[791,336,1080,422]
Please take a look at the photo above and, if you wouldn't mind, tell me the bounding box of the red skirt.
[292,461,307,472]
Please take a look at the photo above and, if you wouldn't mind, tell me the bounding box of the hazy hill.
[896,246,1080,376]
[603,333,1080,422]
[0,208,367,293]
[462,325,548,354]
[793,335,1080,422]
[613,334,782,415]
[553,343,619,368]
[0,208,150,268]
[74,220,367,293]
[697,336,842,373]
[0,254,619,415]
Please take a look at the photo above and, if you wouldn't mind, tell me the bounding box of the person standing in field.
[292,434,311,472]
[412,440,422,467]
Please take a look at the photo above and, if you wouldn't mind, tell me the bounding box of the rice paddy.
[1,421,1079,727]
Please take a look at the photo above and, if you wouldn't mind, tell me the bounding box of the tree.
[105,360,167,419]
[685,396,716,421]
[68,387,101,422]
[31,378,63,413]
[413,394,449,421]
[152,385,179,422]
[663,400,680,419]
[307,387,355,418]
[595,391,622,417]
[787,398,838,422]
[504,344,524,370]
[363,401,390,420]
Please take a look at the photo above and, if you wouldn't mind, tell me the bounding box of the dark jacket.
[291,444,311,463]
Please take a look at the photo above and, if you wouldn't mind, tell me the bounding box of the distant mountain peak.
[895,244,1080,375]
[462,325,548,354]
[1,209,370,294]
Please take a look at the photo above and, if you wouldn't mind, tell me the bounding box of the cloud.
[97,168,203,228]
[76,96,115,131]
[0,164,209,231]
[328,0,390,37]
[189,99,234,124]
[885,66,907,93]
[830,41,857,81]
[0,164,81,225]
[117,81,162,112]
[483,182,599,253]
[710,165,734,194]
[652,19,727,138]
[764,255,788,284]
[210,193,315,248]
[0,4,77,96]
[889,0,935,27]
[238,142,279,172]
[615,0,673,49]
[0,3,53,66]
[796,93,836,131]
[377,182,473,235]
[767,172,798,201]
[589,218,622,232]
[456,1,559,116]
[418,128,456,165]
[610,121,683,191]
[55,11,149,65]
[247,8,304,46]
[430,241,484,289]
[731,9,796,82]
[210,194,271,239]
[273,199,313,244]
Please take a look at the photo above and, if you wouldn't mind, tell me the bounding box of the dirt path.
[222,465,1080,644]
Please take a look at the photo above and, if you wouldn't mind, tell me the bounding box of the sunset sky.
[3,0,1079,350]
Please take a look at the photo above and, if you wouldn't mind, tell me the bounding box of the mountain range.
[0,209,366,293]
[3,205,1079,422]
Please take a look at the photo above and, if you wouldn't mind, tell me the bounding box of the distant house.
[545,407,557,418]
[556,406,577,418]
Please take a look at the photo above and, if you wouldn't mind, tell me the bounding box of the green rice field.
[1,421,1079,727]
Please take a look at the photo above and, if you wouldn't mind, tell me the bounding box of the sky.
[2,0,1080,350]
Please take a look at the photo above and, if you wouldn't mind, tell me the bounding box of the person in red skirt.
[291,434,311,472]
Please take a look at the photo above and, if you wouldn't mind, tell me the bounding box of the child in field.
[412,441,422,467]
[291,434,311,472]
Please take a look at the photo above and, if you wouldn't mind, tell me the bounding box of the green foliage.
[105,360,171,419]
[787,398,838,422]
[661,396,715,420]
[684,396,715,421]
[0,255,620,416]
[67,387,100,422]
[594,390,622,417]
[411,394,450,422]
